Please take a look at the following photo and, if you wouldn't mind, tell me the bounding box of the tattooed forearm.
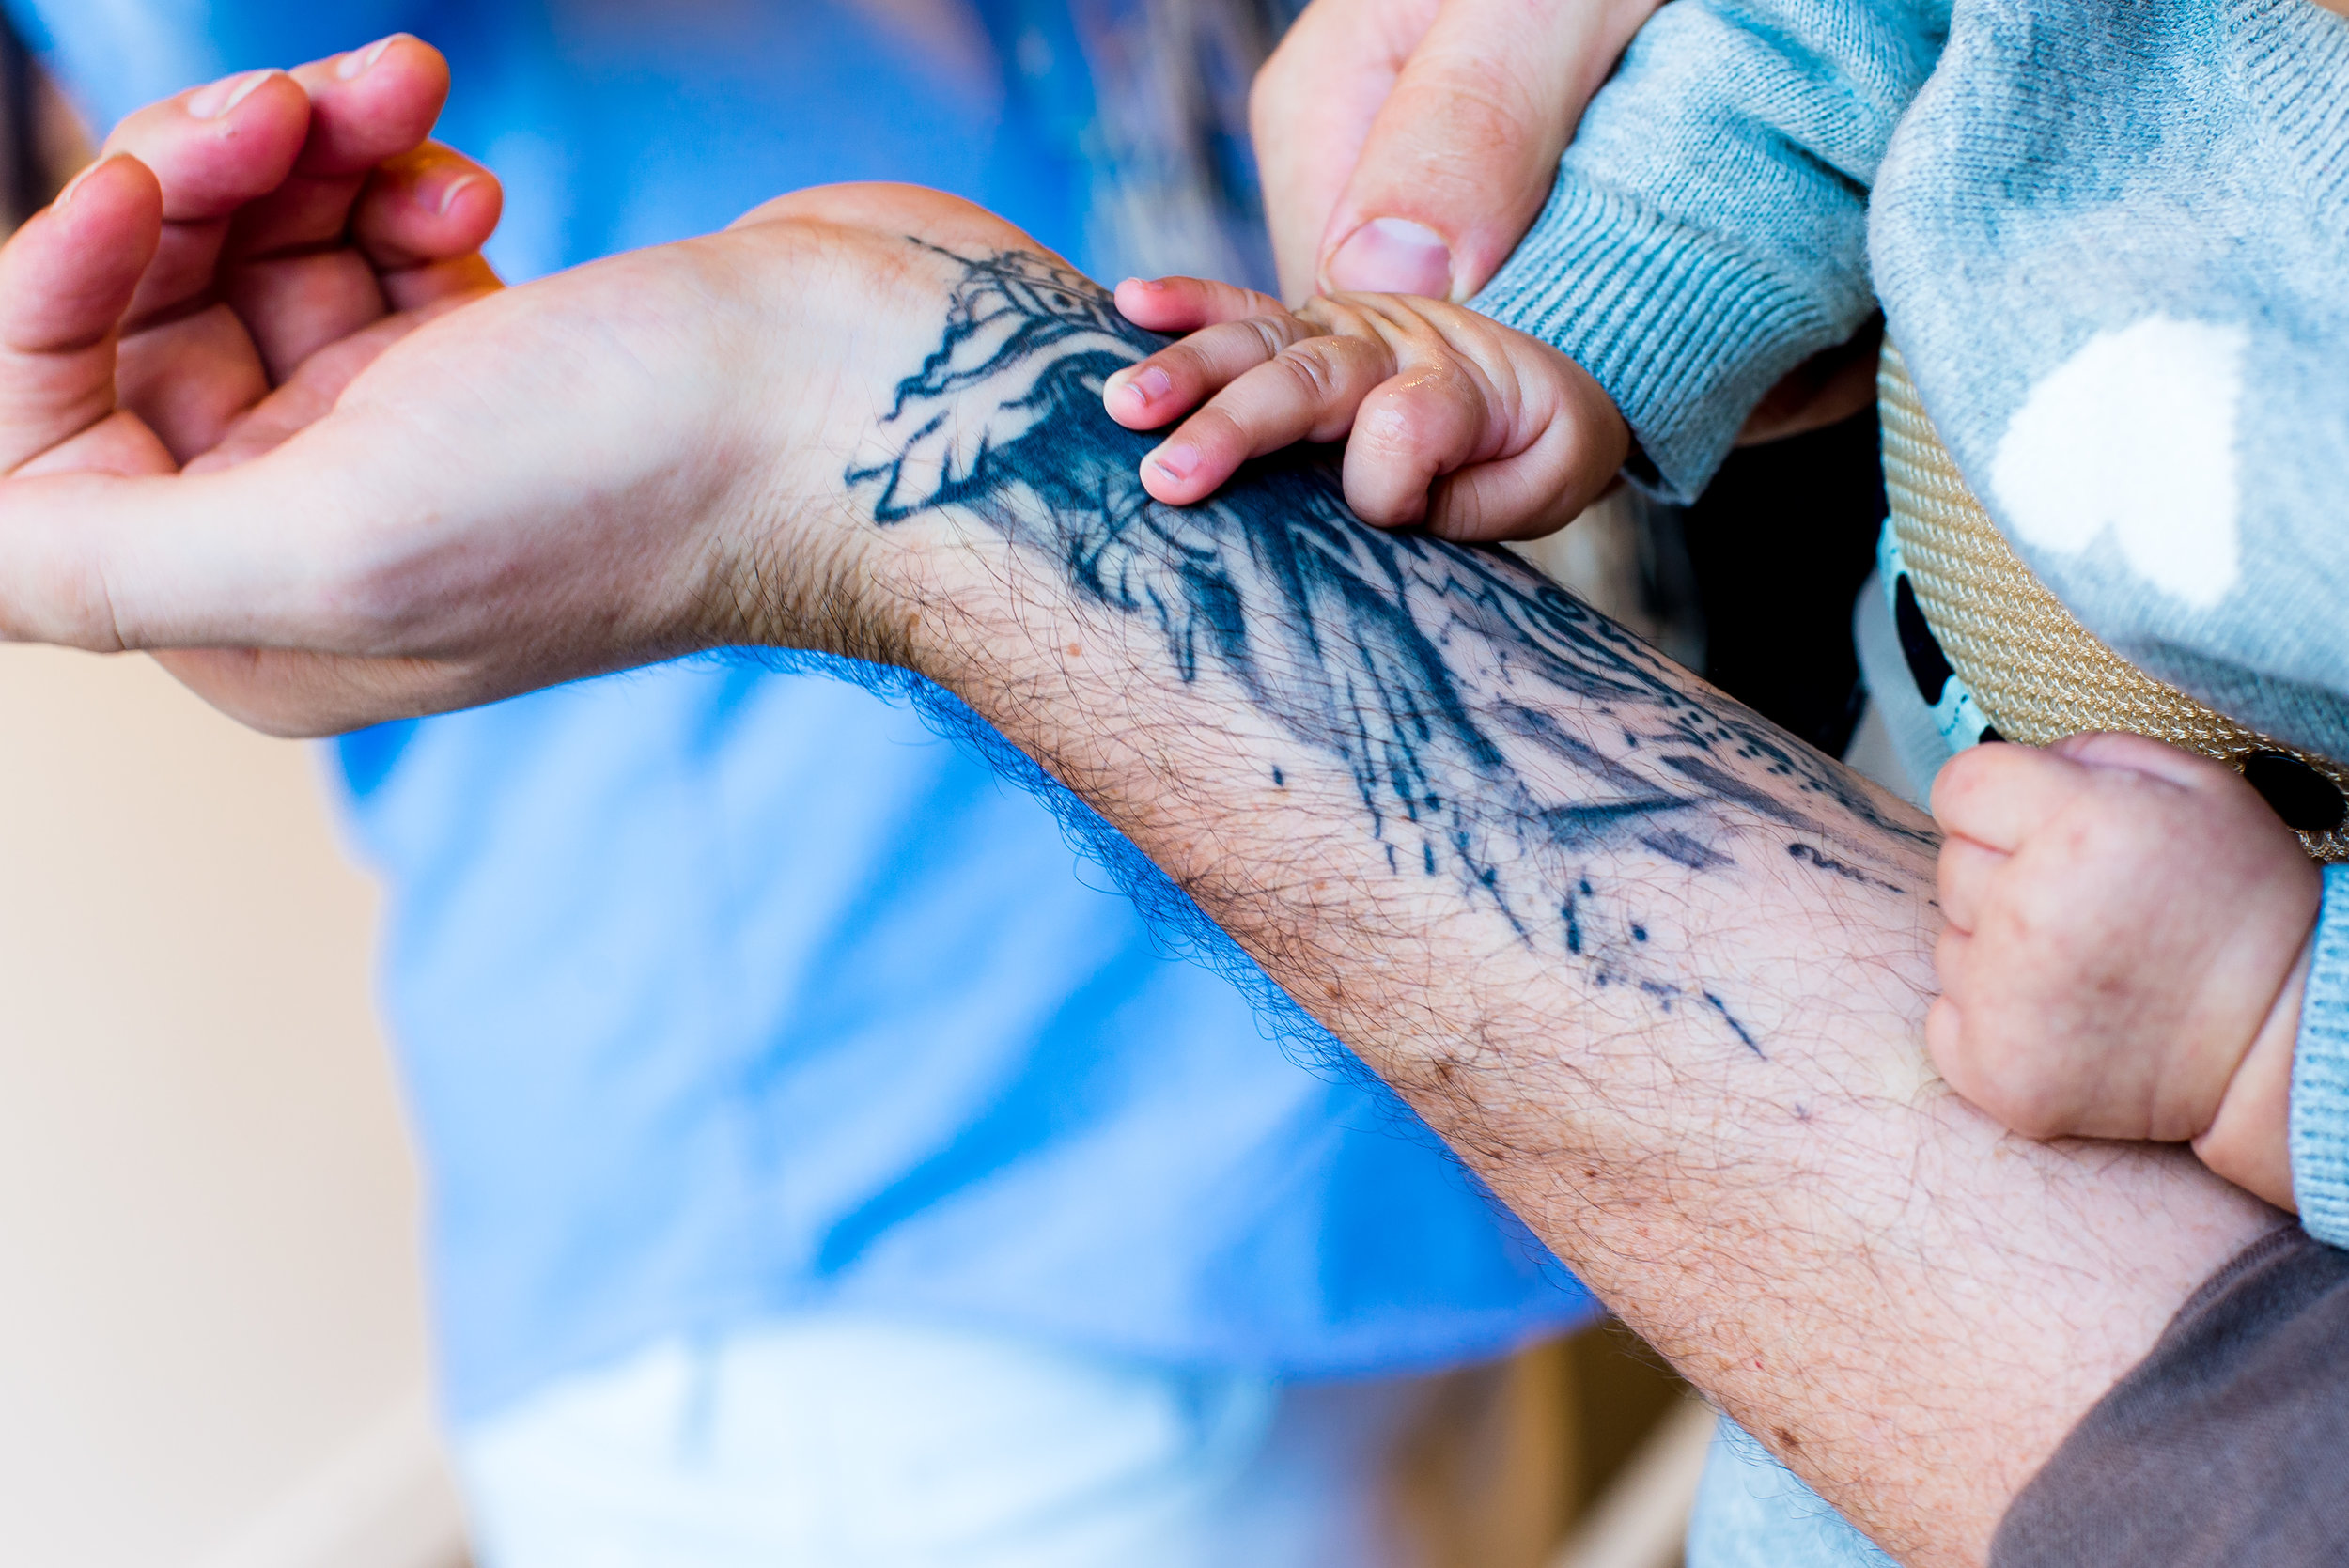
[848,247,1932,1055]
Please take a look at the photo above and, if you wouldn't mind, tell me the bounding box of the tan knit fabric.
[1878,343,2349,862]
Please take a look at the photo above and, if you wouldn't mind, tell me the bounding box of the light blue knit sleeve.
[2289,863,2349,1247]
[1470,0,1948,502]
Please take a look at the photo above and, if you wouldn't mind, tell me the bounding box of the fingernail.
[1148,443,1199,482]
[188,69,278,120]
[423,172,481,218]
[1114,365,1172,411]
[53,156,110,210]
[336,35,399,81]
[1135,277,1170,293]
[1326,217,1454,298]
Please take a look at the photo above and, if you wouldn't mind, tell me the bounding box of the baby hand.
[1929,733,2321,1208]
[1105,276,1627,542]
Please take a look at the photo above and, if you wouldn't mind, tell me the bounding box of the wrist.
[2193,933,2313,1211]
[703,206,1026,663]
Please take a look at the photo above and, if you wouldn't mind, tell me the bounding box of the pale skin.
[0,53,2283,1568]
[1246,0,1880,438]
[1102,274,1625,542]
[1250,0,1664,302]
[1931,733,2323,1211]
[1103,283,2328,1210]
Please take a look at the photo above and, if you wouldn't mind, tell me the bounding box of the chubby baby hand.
[1929,732,2321,1208]
[1104,276,1628,542]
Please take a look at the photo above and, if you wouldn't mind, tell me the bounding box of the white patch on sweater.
[1989,317,2245,610]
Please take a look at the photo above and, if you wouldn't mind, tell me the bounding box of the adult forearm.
[0,174,2278,1562]
[782,244,2279,1566]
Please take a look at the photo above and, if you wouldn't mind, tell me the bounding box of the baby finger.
[1934,834,2003,935]
[1112,275,1284,336]
[1139,334,1395,505]
[1341,357,1490,527]
[1105,312,1322,431]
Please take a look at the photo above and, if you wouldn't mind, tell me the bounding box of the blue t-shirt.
[16,0,1593,1422]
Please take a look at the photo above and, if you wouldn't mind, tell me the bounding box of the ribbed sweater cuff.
[2290,864,2349,1247]
[1470,178,1840,505]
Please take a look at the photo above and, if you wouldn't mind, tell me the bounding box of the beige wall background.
[0,645,464,1568]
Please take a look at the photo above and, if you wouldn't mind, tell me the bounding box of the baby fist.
[1928,733,2319,1184]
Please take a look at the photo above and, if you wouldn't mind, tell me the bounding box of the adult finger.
[350,145,503,276]
[0,157,164,474]
[1315,0,1663,300]
[1929,742,2093,854]
[228,144,499,381]
[287,37,449,176]
[101,70,311,224]
[1139,335,1398,505]
[1102,312,1324,431]
[101,70,312,326]
[1251,0,1440,302]
[220,39,463,381]
[226,35,452,262]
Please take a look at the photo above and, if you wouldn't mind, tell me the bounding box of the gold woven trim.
[1878,342,2349,862]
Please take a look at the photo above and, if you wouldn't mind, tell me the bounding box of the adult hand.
[0,92,1050,736]
[1252,0,1663,303]
[0,109,2290,1561]
[0,36,516,723]
[5,37,500,481]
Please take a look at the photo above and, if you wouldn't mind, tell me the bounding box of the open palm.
[0,49,1047,736]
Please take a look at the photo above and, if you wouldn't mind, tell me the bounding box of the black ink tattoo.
[849,248,1928,1056]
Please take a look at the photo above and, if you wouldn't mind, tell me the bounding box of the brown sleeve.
[1993,1225,2349,1566]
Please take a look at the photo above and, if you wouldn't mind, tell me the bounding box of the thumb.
[1252,0,1443,304]
[1318,0,1661,301]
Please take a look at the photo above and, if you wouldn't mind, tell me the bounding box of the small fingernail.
[424,172,481,218]
[1326,217,1454,299]
[1148,443,1199,482]
[1126,365,1172,405]
[336,35,399,81]
[189,69,279,120]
